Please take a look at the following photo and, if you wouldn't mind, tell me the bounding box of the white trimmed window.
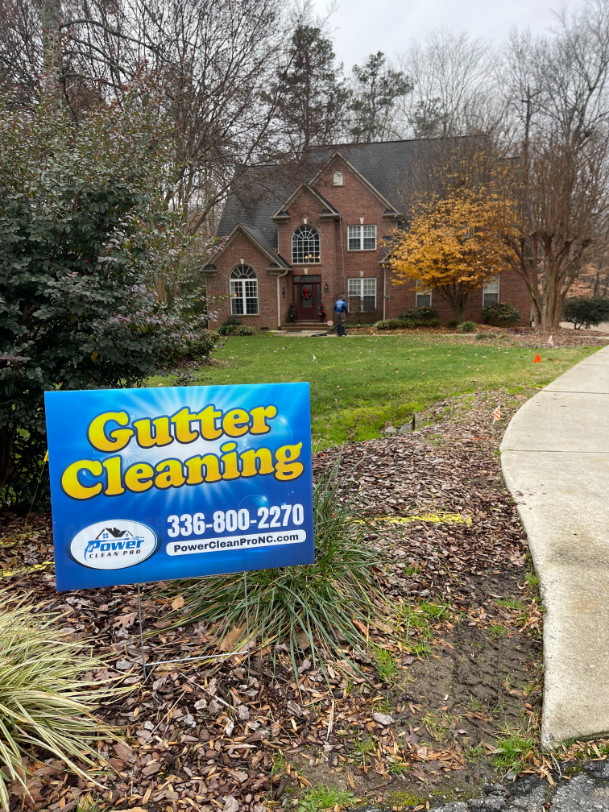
[292,226,320,264]
[483,274,500,306]
[230,265,258,315]
[415,280,432,308]
[347,224,377,250]
[348,277,377,311]
[333,171,344,186]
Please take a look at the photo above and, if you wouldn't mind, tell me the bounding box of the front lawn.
[152,333,598,447]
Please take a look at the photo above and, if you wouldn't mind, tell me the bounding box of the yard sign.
[45,383,314,591]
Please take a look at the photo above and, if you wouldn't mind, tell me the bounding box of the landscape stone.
[372,712,393,726]
[469,797,506,811]
[383,426,397,435]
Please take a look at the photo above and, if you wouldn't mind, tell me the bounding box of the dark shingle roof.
[216,137,472,242]
[240,224,290,269]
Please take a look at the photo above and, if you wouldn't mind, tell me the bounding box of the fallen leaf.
[113,611,137,629]
[220,624,245,652]
[113,742,133,762]
[171,594,184,611]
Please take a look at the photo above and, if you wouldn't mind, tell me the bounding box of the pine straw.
[162,457,391,679]
[0,597,117,810]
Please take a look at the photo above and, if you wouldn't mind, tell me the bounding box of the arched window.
[230,266,258,315]
[292,226,320,264]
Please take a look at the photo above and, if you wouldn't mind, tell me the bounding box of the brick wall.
[206,231,287,331]
[277,157,394,321]
[386,267,531,325]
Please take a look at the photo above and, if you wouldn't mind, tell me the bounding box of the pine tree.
[349,52,411,142]
[274,23,348,153]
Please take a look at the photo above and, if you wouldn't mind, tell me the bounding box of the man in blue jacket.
[334,296,348,337]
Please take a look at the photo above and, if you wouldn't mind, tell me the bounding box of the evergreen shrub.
[482,302,521,325]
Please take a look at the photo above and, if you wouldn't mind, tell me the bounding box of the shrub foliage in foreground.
[0,600,114,810]
[0,89,216,508]
[166,459,389,677]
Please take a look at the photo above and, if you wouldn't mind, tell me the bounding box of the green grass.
[492,726,536,774]
[349,735,377,766]
[151,333,597,447]
[525,571,540,588]
[373,646,398,683]
[496,597,525,611]
[298,785,356,812]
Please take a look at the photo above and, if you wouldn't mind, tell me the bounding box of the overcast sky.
[311,0,588,69]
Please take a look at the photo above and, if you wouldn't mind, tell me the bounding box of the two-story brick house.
[204,140,530,330]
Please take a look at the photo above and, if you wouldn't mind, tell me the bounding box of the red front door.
[293,276,321,320]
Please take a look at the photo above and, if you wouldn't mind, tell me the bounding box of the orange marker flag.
[534,353,542,364]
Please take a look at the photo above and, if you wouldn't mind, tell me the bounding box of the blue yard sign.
[44,383,315,591]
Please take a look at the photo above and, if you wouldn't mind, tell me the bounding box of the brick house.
[204,140,531,330]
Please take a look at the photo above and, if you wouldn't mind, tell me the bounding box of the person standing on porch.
[334,295,348,336]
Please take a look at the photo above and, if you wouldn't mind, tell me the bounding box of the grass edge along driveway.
[151,333,599,448]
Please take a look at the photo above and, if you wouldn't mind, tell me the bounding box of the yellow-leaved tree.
[390,187,509,321]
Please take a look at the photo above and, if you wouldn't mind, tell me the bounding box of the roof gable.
[207,223,290,270]
[311,151,399,218]
[272,183,339,221]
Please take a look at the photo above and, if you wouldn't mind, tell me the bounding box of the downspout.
[383,266,387,321]
[338,213,346,295]
[277,269,289,331]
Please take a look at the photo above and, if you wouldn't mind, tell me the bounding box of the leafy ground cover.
[151,330,601,448]
[4,391,609,812]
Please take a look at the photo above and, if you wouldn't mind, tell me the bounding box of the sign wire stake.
[137,583,147,680]
[135,574,254,679]
[244,570,251,674]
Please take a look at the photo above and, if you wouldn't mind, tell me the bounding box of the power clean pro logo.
[70,520,158,570]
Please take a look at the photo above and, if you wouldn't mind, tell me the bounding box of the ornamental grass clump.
[166,459,389,677]
[0,600,115,810]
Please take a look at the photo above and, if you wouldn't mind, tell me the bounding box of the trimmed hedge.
[562,297,609,329]
[398,306,438,322]
[482,301,521,325]
[376,319,402,330]
[375,318,441,330]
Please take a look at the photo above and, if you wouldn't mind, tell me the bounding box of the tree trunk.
[41,0,61,77]
[0,428,15,497]
[439,285,468,321]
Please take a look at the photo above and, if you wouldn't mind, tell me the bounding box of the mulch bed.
[1,392,552,812]
[342,324,609,348]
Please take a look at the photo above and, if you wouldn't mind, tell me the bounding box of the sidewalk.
[501,345,609,747]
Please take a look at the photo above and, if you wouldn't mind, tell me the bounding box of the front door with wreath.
[293,276,321,320]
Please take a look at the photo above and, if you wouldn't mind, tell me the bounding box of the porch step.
[281,321,328,332]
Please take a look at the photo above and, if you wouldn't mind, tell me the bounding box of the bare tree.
[495,0,609,331]
[396,29,502,139]
[0,0,294,233]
